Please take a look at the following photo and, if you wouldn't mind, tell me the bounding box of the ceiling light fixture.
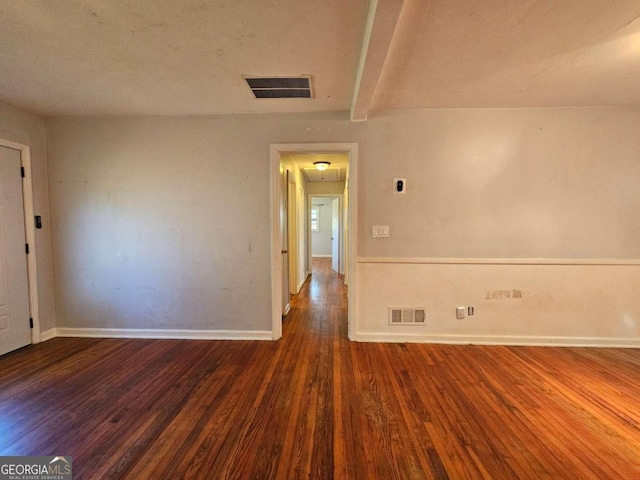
[314,161,331,171]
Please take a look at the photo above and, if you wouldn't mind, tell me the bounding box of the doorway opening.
[270,143,358,341]
[309,195,343,276]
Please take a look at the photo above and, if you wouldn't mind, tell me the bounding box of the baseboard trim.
[52,328,274,341]
[354,332,640,348]
[297,272,310,292]
[39,328,57,342]
[312,255,332,258]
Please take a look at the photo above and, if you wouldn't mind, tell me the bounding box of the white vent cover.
[389,307,426,325]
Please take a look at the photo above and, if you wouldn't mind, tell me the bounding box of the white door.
[280,167,290,316]
[0,146,31,356]
[287,177,297,295]
[331,198,339,273]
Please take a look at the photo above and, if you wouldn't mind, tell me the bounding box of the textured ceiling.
[0,0,368,116]
[1,0,639,118]
[371,0,640,112]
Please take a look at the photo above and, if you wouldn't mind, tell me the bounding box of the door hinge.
[30,318,33,329]
[21,166,25,178]
[25,243,29,254]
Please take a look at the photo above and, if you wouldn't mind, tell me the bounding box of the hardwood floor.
[1,258,640,478]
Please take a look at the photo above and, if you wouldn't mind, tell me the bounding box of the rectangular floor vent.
[389,307,426,325]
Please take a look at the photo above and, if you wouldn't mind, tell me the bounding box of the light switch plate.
[372,225,390,238]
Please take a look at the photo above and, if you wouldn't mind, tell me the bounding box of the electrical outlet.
[372,225,390,238]
[467,306,474,316]
[456,307,465,319]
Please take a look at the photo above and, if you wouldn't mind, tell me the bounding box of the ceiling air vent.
[244,76,313,99]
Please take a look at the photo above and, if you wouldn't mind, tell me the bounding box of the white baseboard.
[312,255,332,258]
[354,332,640,348]
[49,327,274,341]
[297,272,309,292]
[39,328,57,342]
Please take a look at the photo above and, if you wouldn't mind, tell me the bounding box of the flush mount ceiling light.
[314,161,331,171]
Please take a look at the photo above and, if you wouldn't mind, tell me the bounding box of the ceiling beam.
[350,0,404,122]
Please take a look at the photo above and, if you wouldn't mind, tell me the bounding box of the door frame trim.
[0,139,41,344]
[308,194,343,275]
[270,143,358,341]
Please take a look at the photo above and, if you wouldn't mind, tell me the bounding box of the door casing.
[270,143,358,341]
[308,194,343,275]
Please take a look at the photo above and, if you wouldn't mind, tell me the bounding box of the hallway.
[0,260,639,478]
[286,257,347,336]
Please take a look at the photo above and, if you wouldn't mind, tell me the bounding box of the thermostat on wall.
[394,178,406,194]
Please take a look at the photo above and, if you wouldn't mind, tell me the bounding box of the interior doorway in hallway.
[309,195,343,275]
[270,143,358,342]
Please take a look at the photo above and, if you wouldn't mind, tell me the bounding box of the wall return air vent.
[389,307,426,325]
[243,76,313,99]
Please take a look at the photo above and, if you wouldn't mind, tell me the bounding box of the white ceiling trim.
[350,0,404,121]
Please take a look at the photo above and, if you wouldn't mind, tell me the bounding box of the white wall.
[356,259,640,346]
[357,107,640,345]
[43,105,640,345]
[307,181,345,195]
[361,107,640,258]
[46,113,363,335]
[0,101,56,335]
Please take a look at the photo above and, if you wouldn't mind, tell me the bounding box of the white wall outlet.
[456,306,465,319]
[393,178,406,194]
[372,225,390,238]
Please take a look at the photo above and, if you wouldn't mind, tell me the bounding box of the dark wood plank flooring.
[1,258,640,478]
